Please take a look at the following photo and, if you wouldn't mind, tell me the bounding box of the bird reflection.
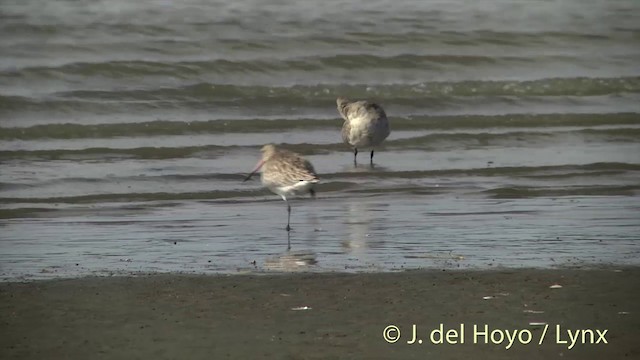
[343,164,389,173]
[341,201,386,253]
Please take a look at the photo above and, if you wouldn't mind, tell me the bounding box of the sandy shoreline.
[1,267,639,359]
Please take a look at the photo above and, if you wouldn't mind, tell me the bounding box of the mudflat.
[1,268,639,359]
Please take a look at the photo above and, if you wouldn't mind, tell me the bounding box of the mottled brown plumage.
[243,144,319,233]
[259,145,319,191]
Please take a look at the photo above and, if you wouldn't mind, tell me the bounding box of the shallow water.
[1,0,639,280]
[1,195,639,281]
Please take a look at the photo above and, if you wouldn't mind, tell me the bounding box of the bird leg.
[309,188,316,199]
[353,148,358,165]
[286,202,291,232]
[370,149,374,165]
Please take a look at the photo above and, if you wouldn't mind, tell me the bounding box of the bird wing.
[345,100,387,122]
[263,150,319,186]
[341,120,351,144]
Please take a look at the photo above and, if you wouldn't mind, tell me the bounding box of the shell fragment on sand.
[523,310,545,314]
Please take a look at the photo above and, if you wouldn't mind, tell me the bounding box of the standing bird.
[336,97,391,165]
[243,144,319,232]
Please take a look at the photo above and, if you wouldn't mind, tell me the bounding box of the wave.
[483,185,640,198]
[1,18,624,45]
[1,127,638,160]
[2,77,638,120]
[325,162,640,180]
[2,56,514,78]
[6,163,638,187]
[0,145,228,161]
[57,76,640,99]
[0,181,358,205]
[3,76,638,100]
[0,189,268,204]
[2,174,638,206]
[1,113,638,140]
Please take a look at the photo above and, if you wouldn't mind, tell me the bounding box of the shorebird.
[243,144,319,232]
[336,97,390,165]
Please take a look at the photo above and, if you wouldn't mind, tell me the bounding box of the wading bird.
[244,144,319,232]
[336,97,390,165]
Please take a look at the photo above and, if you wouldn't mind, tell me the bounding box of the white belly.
[267,180,317,200]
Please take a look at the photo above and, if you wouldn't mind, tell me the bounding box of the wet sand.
[1,268,639,359]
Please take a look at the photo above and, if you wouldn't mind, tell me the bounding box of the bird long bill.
[243,160,265,182]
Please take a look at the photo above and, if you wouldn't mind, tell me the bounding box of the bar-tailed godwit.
[243,144,319,232]
[336,97,390,165]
